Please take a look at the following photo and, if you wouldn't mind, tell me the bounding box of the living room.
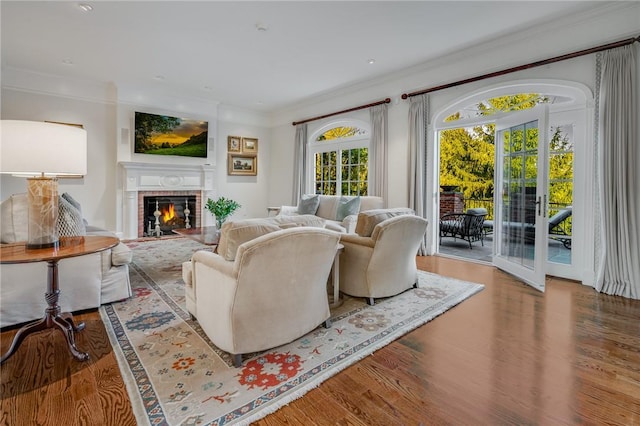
[1,2,639,424]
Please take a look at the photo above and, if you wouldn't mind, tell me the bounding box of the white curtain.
[369,104,388,205]
[408,94,429,255]
[292,123,308,205]
[595,45,640,299]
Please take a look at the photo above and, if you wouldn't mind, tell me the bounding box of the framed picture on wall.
[228,135,241,152]
[228,154,257,176]
[242,137,258,154]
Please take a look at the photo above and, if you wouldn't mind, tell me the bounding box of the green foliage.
[316,126,365,141]
[315,148,368,195]
[135,112,180,153]
[205,197,241,225]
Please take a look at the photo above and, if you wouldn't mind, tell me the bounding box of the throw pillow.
[297,194,320,215]
[355,207,415,237]
[61,192,89,226]
[57,196,87,237]
[335,196,361,221]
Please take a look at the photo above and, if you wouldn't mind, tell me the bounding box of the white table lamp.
[1,120,87,249]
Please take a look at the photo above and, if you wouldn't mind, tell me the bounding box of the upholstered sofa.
[0,193,132,328]
[278,195,384,233]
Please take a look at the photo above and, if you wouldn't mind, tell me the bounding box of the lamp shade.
[0,120,87,176]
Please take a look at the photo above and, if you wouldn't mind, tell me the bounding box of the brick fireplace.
[120,162,216,240]
[139,192,199,237]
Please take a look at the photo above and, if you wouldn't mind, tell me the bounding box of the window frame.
[307,119,371,196]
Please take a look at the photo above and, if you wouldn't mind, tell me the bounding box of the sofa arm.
[278,205,299,216]
[111,242,132,266]
[342,214,359,233]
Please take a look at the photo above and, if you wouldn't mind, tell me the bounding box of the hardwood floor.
[2,256,639,425]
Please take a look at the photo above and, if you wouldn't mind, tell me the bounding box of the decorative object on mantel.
[241,137,258,153]
[228,154,257,176]
[0,120,87,249]
[205,196,241,228]
[102,238,484,425]
[227,135,241,152]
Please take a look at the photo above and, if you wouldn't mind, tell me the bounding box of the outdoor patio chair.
[439,208,488,249]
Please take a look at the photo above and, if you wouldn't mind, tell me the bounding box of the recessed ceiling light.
[203,86,213,91]
[255,23,268,32]
[367,59,376,65]
[78,3,93,12]
[62,59,74,65]
[153,75,165,81]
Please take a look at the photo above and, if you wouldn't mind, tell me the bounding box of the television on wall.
[134,111,208,158]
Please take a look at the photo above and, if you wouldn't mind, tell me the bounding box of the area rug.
[101,238,484,425]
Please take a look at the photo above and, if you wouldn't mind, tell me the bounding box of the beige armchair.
[188,227,340,367]
[339,214,429,305]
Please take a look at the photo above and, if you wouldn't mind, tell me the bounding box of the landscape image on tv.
[134,111,208,158]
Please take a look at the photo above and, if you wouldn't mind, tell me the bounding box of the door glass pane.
[548,124,574,264]
[499,120,538,268]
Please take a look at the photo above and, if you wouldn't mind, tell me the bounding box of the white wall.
[215,105,271,220]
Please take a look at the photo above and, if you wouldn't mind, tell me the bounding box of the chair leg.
[323,318,332,328]
[366,297,375,306]
[232,354,243,368]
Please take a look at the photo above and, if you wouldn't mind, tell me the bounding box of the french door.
[493,107,549,291]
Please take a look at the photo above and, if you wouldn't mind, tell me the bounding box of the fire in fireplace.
[143,196,196,237]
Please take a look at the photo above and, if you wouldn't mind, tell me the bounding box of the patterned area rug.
[101,238,484,425]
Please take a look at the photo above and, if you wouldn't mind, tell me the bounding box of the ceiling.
[1,1,611,112]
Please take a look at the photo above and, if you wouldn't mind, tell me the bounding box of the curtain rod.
[401,35,640,99]
[292,98,391,126]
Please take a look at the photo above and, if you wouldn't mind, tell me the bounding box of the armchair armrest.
[339,233,376,248]
[192,250,236,278]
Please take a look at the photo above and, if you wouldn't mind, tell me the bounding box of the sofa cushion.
[355,208,415,237]
[336,196,361,221]
[272,214,326,229]
[0,193,29,243]
[217,219,281,261]
[297,194,320,215]
[57,195,87,237]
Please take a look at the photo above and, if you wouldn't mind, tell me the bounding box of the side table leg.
[0,317,48,364]
[52,316,89,361]
[60,312,86,332]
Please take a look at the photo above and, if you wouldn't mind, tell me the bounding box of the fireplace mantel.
[119,162,217,239]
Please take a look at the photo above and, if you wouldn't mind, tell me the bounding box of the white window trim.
[307,119,371,195]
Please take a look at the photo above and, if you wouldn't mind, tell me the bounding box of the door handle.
[536,196,541,216]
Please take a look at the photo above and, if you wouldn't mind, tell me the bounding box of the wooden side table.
[0,236,119,364]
